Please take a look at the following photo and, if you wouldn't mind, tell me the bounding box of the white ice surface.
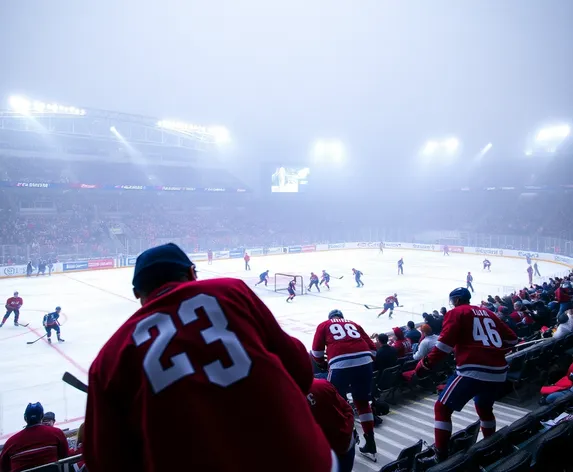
[0,249,565,440]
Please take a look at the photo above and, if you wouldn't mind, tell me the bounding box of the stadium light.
[420,137,461,157]
[527,124,571,155]
[8,95,86,116]
[157,120,230,144]
[312,139,345,162]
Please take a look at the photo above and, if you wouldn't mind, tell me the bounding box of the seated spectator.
[423,312,443,335]
[390,327,412,358]
[404,321,421,344]
[375,333,398,372]
[555,281,572,316]
[41,411,56,427]
[510,301,534,325]
[439,307,447,316]
[0,402,69,472]
[540,361,573,404]
[307,379,356,472]
[69,423,85,470]
[553,310,573,339]
[413,324,438,361]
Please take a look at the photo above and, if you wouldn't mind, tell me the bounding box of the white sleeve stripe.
[311,350,325,358]
[436,341,453,353]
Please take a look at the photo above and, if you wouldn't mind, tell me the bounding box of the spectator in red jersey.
[509,301,534,326]
[68,423,85,469]
[307,379,356,472]
[390,327,413,358]
[0,402,69,472]
[1,291,23,327]
[83,243,336,472]
[555,281,572,316]
[539,361,573,405]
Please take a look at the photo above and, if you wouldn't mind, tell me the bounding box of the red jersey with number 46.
[312,318,376,370]
[84,278,335,472]
[427,304,518,382]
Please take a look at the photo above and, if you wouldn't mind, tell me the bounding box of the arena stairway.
[352,394,530,471]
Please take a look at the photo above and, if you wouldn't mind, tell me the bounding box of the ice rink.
[0,248,566,441]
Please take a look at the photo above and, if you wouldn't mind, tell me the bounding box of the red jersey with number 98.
[312,318,376,370]
[84,278,335,472]
[427,304,518,382]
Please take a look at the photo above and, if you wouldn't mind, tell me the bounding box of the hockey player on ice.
[43,307,64,343]
[352,268,364,287]
[1,291,23,327]
[483,259,491,271]
[397,258,404,275]
[308,272,320,292]
[319,270,331,290]
[255,270,270,287]
[377,294,400,319]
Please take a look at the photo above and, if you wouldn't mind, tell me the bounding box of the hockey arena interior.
[2,3,573,471]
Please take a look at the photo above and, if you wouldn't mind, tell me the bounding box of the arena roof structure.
[0,95,230,152]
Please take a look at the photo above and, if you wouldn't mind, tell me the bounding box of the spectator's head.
[132,243,197,304]
[328,309,344,320]
[440,307,447,316]
[514,301,523,311]
[392,327,405,340]
[377,333,389,345]
[407,321,415,330]
[42,411,56,426]
[420,324,433,336]
[24,402,44,426]
[77,422,85,447]
[432,310,440,317]
[449,287,471,307]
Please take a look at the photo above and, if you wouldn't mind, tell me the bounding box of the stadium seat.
[506,354,527,401]
[551,389,573,412]
[504,413,543,446]
[488,449,532,472]
[58,454,83,472]
[21,463,59,472]
[413,447,439,472]
[400,358,418,372]
[395,439,424,470]
[463,419,481,445]
[529,420,573,471]
[379,457,409,472]
[373,365,402,402]
[426,451,477,472]
[531,403,560,422]
[466,426,512,468]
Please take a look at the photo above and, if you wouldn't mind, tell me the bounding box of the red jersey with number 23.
[83,278,335,472]
[427,304,518,382]
[312,318,376,370]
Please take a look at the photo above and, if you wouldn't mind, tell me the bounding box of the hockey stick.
[364,304,383,310]
[62,372,88,393]
[27,333,47,344]
[332,276,344,280]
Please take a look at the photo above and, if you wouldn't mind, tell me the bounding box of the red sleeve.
[84,360,132,471]
[426,310,459,368]
[357,324,376,355]
[241,282,314,395]
[311,323,327,361]
[57,429,70,459]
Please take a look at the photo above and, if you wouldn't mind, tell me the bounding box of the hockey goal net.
[274,273,305,295]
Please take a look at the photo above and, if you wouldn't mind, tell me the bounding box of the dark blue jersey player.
[43,306,64,343]
[255,270,270,287]
[286,278,297,302]
[308,272,320,292]
[397,258,404,275]
[319,270,331,290]
[352,268,364,287]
